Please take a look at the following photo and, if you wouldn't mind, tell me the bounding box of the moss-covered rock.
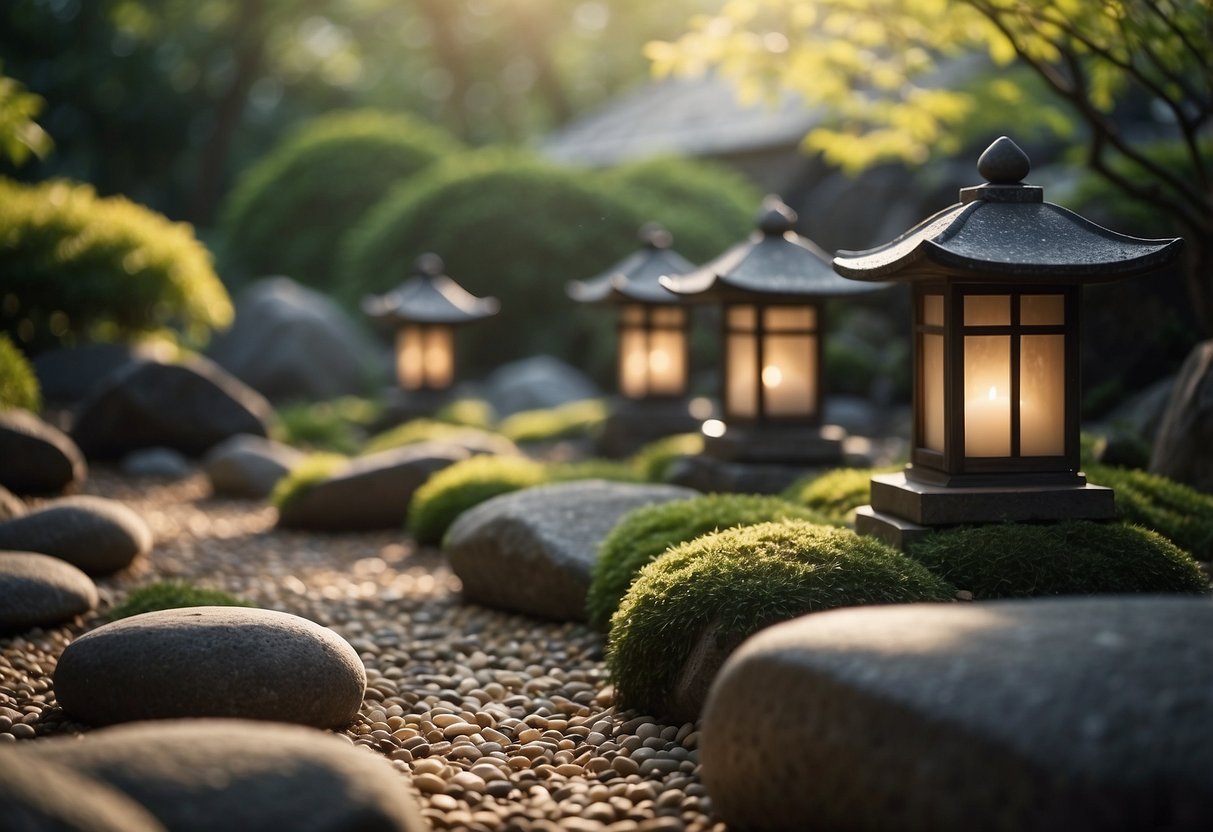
[608,520,956,719]
[547,459,646,484]
[587,495,833,631]
[362,419,512,456]
[908,520,1210,599]
[0,333,40,412]
[781,466,901,525]
[268,453,347,510]
[1085,464,1213,561]
[498,399,608,444]
[273,396,382,455]
[406,455,548,545]
[629,433,704,482]
[433,398,496,430]
[109,580,252,621]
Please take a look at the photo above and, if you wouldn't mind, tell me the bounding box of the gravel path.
[0,471,724,832]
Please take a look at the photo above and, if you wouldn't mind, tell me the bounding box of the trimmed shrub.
[587,494,833,631]
[220,110,456,288]
[907,521,1209,599]
[782,466,901,525]
[1086,464,1213,560]
[434,398,496,430]
[608,520,956,716]
[269,453,347,510]
[0,178,230,353]
[406,455,548,545]
[498,399,608,444]
[629,433,704,482]
[0,333,40,411]
[109,580,252,620]
[273,396,382,454]
[363,418,508,455]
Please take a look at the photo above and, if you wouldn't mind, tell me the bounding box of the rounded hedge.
[406,455,548,545]
[587,494,833,631]
[0,178,231,353]
[907,520,1209,599]
[782,466,901,525]
[607,520,956,717]
[1085,464,1213,561]
[221,109,456,289]
[0,333,40,411]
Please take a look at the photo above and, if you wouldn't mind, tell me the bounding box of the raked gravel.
[0,471,724,832]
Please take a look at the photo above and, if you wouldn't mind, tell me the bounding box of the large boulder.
[54,606,366,728]
[28,719,427,832]
[445,479,696,620]
[0,408,87,495]
[31,341,174,408]
[701,597,1213,832]
[0,551,98,631]
[204,434,306,499]
[277,442,469,531]
[207,277,388,402]
[481,355,600,417]
[1151,340,1213,491]
[0,496,152,575]
[71,357,274,460]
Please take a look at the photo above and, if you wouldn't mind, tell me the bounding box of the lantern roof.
[660,196,887,300]
[566,223,695,305]
[362,254,500,325]
[833,136,1183,283]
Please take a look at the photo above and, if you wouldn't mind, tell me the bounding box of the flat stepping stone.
[701,597,1213,831]
[0,747,165,832]
[203,434,306,499]
[445,480,696,621]
[0,495,152,575]
[55,606,366,728]
[28,719,427,832]
[277,442,470,531]
[0,551,98,631]
[71,356,274,460]
[0,408,87,495]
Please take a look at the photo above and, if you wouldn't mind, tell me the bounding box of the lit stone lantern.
[833,136,1183,547]
[662,196,886,464]
[363,253,498,404]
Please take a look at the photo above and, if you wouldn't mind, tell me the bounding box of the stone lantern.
[833,137,1183,547]
[363,253,498,411]
[662,196,887,465]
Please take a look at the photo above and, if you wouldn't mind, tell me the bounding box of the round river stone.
[0,550,98,630]
[0,495,152,575]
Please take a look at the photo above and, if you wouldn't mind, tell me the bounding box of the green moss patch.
[0,333,40,412]
[629,433,704,482]
[782,466,901,525]
[110,580,252,620]
[273,396,382,454]
[406,455,548,545]
[433,398,496,430]
[547,459,646,484]
[269,453,348,510]
[1086,465,1213,560]
[587,494,833,631]
[607,520,956,716]
[498,399,608,444]
[907,520,1209,599]
[363,418,507,455]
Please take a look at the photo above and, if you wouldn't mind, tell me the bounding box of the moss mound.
[608,520,956,716]
[0,178,230,353]
[363,418,507,455]
[433,398,496,430]
[269,453,347,510]
[1085,464,1213,560]
[110,580,252,620]
[221,109,455,288]
[273,396,382,455]
[498,399,608,444]
[587,494,834,631]
[907,520,1209,599]
[630,433,704,482]
[782,466,901,525]
[0,333,40,412]
[406,455,548,545]
[547,459,646,484]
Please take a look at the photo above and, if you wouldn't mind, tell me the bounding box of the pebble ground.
[0,470,725,832]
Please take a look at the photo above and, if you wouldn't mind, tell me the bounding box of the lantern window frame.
[720,299,824,427]
[616,303,691,400]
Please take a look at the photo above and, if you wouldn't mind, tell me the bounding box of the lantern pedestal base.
[856,471,1116,549]
[704,424,845,465]
[378,387,454,426]
[597,397,701,458]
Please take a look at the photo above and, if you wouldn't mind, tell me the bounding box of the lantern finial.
[977,136,1031,185]
[639,222,673,250]
[757,195,797,236]
[414,252,445,278]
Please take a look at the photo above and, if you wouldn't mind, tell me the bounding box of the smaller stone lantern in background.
[834,136,1182,548]
[567,224,702,455]
[660,196,887,489]
[363,253,499,419]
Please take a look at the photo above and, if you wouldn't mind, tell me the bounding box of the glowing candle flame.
[988,385,997,400]
[650,349,670,371]
[761,365,783,388]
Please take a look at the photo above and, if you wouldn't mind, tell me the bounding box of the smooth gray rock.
[0,551,98,630]
[0,408,87,495]
[701,597,1213,832]
[482,355,600,417]
[119,447,193,479]
[1103,374,1175,443]
[29,719,427,832]
[446,480,696,620]
[54,606,366,728]
[204,434,306,499]
[0,484,24,521]
[277,442,469,531]
[71,357,274,460]
[207,276,389,402]
[1151,340,1213,492]
[0,748,166,832]
[0,496,152,575]
[32,341,171,407]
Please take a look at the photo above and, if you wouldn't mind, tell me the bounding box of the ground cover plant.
[0,333,39,411]
[907,520,1209,599]
[273,397,383,455]
[1084,464,1213,561]
[586,494,833,631]
[498,399,608,444]
[109,580,253,620]
[782,465,902,525]
[607,520,956,717]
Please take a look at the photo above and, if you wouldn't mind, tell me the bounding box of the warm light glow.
[725,303,816,420]
[761,365,783,387]
[702,419,726,438]
[688,397,714,420]
[964,335,1011,457]
[618,305,686,398]
[396,325,453,390]
[650,349,670,372]
[987,385,996,400]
